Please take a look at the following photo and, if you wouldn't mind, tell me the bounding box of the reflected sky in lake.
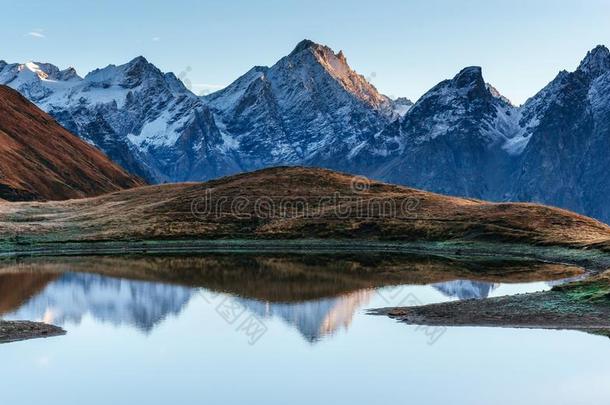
[0,254,608,404]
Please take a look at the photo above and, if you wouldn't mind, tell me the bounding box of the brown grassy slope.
[0,85,144,201]
[1,166,610,248]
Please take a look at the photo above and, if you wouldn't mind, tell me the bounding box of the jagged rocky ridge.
[0,41,399,183]
[204,40,399,171]
[0,57,236,182]
[2,42,610,222]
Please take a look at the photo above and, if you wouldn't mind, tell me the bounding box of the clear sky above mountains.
[3,0,610,105]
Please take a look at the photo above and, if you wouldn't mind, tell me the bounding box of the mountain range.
[2,41,609,222]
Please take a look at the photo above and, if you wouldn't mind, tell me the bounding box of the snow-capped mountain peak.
[204,65,268,112]
[20,61,72,81]
[577,45,610,77]
[0,60,79,101]
[203,39,397,170]
[23,62,52,79]
[404,65,515,144]
[289,38,318,56]
[285,39,392,111]
[0,56,230,182]
[84,55,182,91]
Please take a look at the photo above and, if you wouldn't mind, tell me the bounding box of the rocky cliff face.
[511,45,610,221]
[350,66,521,200]
[204,40,396,171]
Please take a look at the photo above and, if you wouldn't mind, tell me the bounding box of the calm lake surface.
[0,254,608,404]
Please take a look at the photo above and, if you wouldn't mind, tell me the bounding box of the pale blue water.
[0,260,608,404]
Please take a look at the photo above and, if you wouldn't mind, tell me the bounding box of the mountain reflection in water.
[0,254,582,342]
[6,273,193,332]
[432,280,500,300]
[237,290,374,342]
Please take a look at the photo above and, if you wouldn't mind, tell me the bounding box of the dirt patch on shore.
[0,320,65,344]
[371,270,610,333]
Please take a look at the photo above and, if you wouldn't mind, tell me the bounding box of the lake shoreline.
[370,291,610,331]
[4,238,610,340]
[0,320,65,344]
[370,270,610,333]
[3,239,610,272]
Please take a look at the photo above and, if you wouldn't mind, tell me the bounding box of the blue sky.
[2,0,610,105]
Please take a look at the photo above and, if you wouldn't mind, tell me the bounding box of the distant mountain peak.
[453,66,485,88]
[20,61,59,80]
[58,66,81,81]
[124,56,160,75]
[578,45,610,77]
[129,55,149,65]
[290,39,319,55]
[282,40,392,112]
[403,64,519,153]
[392,97,414,116]
[394,96,413,104]
[84,56,169,90]
[416,66,490,105]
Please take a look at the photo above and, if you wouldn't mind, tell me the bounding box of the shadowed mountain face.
[0,254,582,341]
[0,85,144,201]
[353,67,520,201]
[511,46,610,221]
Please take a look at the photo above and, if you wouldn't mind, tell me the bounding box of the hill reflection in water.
[0,253,582,341]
